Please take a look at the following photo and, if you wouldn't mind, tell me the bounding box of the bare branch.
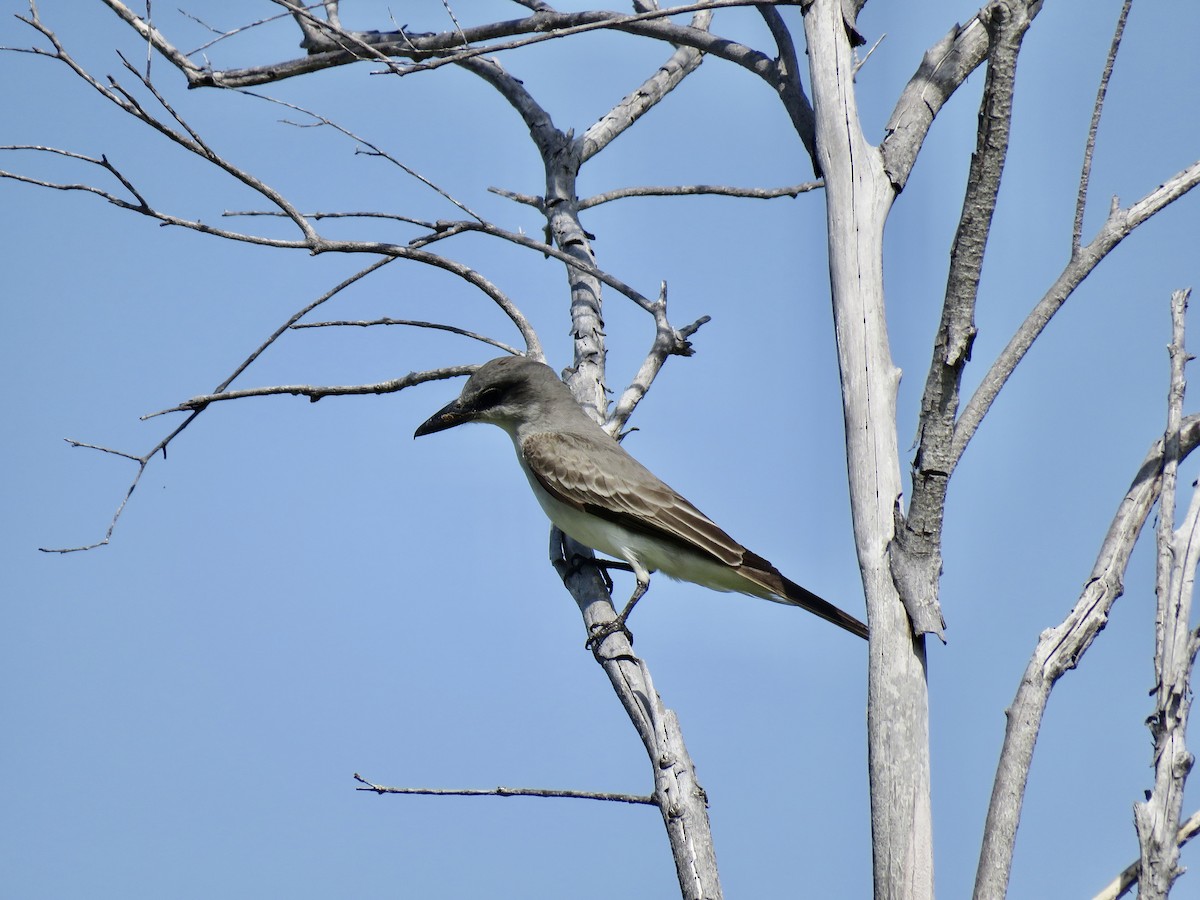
[351,774,654,805]
[578,8,711,162]
[607,283,711,435]
[118,1,794,92]
[579,181,823,208]
[292,318,523,356]
[236,89,484,222]
[549,531,723,897]
[953,159,1200,467]
[410,219,656,314]
[10,11,322,245]
[756,3,815,166]
[881,0,1044,192]
[143,368,479,419]
[216,257,398,394]
[1094,809,1200,900]
[804,3,929,892]
[0,159,313,248]
[96,0,204,77]
[488,185,544,210]
[221,209,658,317]
[39,415,199,554]
[1074,0,1132,254]
[226,209,437,228]
[39,258,398,552]
[0,148,542,352]
[853,31,886,79]
[1134,288,1197,900]
[974,410,1200,900]
[179,4,306,57]
[898,0,1033,640]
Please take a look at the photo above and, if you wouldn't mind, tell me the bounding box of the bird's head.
[414,355,565,438]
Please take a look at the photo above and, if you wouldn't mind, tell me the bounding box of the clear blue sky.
[3,2,1198,897]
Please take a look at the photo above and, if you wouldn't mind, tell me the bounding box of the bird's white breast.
[510,436,771,599]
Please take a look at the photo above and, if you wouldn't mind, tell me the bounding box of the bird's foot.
[563,554,634,593]
[585,615,634,653]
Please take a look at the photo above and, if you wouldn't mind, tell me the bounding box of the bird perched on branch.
[415,355,867,640]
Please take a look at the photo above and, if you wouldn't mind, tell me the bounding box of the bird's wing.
[523,430,870,639]
[521,430,745,567]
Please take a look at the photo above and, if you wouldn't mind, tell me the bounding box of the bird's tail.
[778,574,868,639]
[740,550,868,639]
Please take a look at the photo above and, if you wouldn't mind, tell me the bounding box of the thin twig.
[607,283,711,435]
[579,181,823,208]
[142,367,478,419]
[236,89,484,223]
[853,32,886,79]
[351,774,654,805]
[292,318,522,355]
[409,220,656,313]
[953,159,1200,468]
[180,4,309,56]
[1073,0,1133,255]
[39,259,396,552]
[226,209,436,228]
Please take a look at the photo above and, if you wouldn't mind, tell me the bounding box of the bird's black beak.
[414,398,474,438]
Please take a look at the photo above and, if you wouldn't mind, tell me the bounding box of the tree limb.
[351,775,655,805]
[897,0,1032,641]
[880,0,1044,192]
[1094,809,1200,900]
[974,409,1200,900]
[551,532,723,899]
[1134,287,1197,900]
[952,160,1200,467]
[144,368,479,419]
[579,181,823,207]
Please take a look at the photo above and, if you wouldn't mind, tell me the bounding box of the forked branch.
[1134,288,1198,900]
[975,401,1200,900]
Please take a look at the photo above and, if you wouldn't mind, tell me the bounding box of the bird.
[414,355,867,640]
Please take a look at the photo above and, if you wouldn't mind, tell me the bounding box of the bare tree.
[4,1,1199,897]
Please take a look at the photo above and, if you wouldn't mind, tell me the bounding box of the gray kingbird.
[414,355,867,639]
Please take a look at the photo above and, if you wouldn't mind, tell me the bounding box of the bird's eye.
[476,386,503,407]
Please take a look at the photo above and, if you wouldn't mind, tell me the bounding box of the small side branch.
[407,218,657,314]
[292,318,522,355]
[39,422,194,553]
[953,159,1200,467]
[607,284,711,435]
[578,181,823,208]
[577,8,711,163]
[351,774,655,806]
[144,367,477,418]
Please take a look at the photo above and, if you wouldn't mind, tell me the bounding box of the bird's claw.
[585,616,633,652]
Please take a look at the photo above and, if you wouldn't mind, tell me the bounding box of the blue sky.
[3,1,1199,897]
